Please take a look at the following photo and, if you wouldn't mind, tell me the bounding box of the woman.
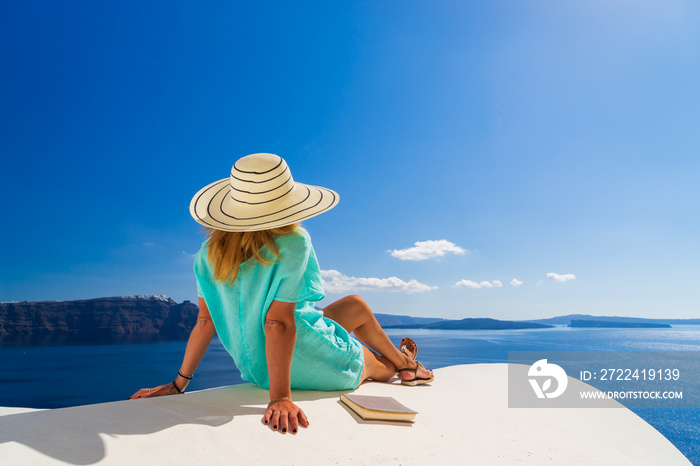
[130,153,434,434]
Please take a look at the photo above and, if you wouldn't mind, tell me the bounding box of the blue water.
[2,326,699,464]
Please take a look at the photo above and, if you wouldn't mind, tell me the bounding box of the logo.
[528,359,568,399]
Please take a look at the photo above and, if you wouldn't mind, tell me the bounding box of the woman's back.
[194,229,363,390]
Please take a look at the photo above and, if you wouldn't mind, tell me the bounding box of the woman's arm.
[262,300,309,434]
[173,297,217,391]
[129,297,216,398]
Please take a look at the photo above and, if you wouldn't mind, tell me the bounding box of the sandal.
[398,360,434,386]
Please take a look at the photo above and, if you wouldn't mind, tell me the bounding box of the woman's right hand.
[128,382,182,400]
[262,398,309,434]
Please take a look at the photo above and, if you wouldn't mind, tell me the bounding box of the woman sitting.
[130,153,433,434]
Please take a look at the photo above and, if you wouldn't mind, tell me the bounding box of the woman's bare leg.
[359,346,396,382]
[322,295,433,383]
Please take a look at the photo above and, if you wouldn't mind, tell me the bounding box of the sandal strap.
[397,360,424,373]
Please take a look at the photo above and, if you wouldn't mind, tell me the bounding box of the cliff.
[0,296,198,341]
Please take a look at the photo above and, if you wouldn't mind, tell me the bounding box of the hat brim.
[190,178,339,232]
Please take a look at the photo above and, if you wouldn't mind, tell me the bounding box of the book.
[340,393,417,422]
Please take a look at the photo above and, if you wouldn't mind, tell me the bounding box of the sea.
[2,326,699,464]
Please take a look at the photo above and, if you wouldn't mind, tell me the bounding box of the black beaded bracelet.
[178,369,193,380]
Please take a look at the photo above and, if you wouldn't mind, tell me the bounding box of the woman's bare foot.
[400,337,417,360]
[396,337,433,383]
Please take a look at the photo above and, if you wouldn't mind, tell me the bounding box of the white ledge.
[0,364,690,465]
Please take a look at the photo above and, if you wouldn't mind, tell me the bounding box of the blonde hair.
[204,224,300,285]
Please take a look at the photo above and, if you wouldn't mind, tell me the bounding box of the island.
[569,319,671,329]
[523,314,700,326]
[385,317,553,330]
[4,296,691,346]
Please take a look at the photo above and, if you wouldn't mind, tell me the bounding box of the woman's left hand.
[128,382,181,399]
[262,398,309,434]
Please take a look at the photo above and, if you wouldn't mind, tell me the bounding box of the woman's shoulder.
[275,227,311,246]
[193,241,211,268]
[274,228,314,259]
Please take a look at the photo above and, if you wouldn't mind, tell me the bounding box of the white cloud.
[453,280,480,289]
[143,242,155,247]
[546,273,576,282]
[321,270,437,294]
[389,240,466,261]
[510,278,523,287]
[454,279,502,289]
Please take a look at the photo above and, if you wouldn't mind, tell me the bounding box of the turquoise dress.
[194,229,364,391]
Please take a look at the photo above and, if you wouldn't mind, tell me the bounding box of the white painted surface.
[0,364,691,465]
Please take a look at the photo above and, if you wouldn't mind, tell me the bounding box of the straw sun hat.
[189,153,339,232]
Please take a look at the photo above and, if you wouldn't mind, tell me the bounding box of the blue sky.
[1,1,698,320]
